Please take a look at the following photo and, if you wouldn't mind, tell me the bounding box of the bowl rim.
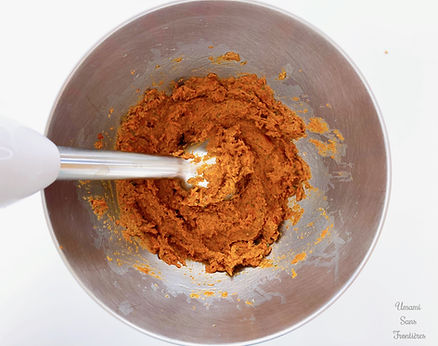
[42,0,392,345]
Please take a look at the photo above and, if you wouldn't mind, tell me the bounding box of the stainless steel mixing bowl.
[43,1,390,344]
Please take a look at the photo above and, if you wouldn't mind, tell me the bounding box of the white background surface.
[1,0,437,345]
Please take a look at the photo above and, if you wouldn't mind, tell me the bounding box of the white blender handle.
[0,117,60,207]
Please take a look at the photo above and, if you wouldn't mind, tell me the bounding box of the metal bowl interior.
[43,1,390,345]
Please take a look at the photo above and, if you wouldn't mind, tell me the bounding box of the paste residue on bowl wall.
[78,50,351,307]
